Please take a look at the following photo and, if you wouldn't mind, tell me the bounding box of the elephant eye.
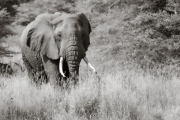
[57,33,61,38]
[57,32,61,36]
[55,32,62,40]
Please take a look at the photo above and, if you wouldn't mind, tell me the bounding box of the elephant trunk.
[66,36,85,77]
[66,47,81,76]
[59,35,85,78]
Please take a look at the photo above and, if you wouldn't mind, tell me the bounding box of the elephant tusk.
[59,57,66,77]
[83,57,96,73]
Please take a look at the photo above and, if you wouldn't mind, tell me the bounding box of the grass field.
[1,67,180,120]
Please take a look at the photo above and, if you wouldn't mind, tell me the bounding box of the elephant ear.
[27,14,60,60]
[77,13,92,51]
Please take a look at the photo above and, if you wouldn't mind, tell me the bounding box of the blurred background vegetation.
[1,1,180,119]
[1,0,180,75]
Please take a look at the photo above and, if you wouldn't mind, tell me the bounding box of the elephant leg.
[65,76,79,89]
[33,70,48,85]
[48,74,62,88]
[22,53,48,84]
[41,55,62,87]
[22,53,35,81]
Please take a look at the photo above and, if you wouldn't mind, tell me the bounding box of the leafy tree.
[0,0,33,16]
[0,8,12,38]
[167,0,180,14]
[14,0,76,26]
[139,0,168,12]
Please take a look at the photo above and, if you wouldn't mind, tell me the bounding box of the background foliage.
[1,0,180,69]
[1,0,180,119]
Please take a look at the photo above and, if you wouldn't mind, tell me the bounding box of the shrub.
[0,8,12,38]
[14,0,76,26]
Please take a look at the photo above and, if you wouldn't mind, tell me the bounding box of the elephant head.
[21,12,95,85]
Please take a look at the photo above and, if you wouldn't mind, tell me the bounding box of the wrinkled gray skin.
[21,12,92,86]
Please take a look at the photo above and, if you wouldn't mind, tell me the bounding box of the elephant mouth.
[59,56,96,78]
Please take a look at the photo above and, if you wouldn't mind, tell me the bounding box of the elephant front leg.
[22,54,49,85]
[22,54,35,81]
[41,55,62,87]
[48,74,62,88]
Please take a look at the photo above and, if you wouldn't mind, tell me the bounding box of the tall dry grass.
[0,67,180,120]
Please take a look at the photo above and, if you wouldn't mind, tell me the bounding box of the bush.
[14,0,76,26]
[2,0,180,71]
[126,11,180,67]
[0,8,12,38]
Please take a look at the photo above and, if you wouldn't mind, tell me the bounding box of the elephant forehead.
[55,22,82,36]
[52,14,79,25]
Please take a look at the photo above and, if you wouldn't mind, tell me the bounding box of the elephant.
[20,12,95,86]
